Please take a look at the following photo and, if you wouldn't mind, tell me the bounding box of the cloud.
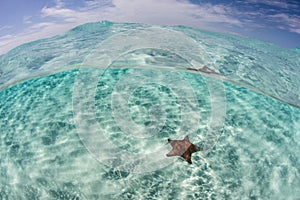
[39,0,242,27]
[245,0,299,9]
[23,16,33,24]
[0,22,76,55]
[0,0,245,55]
[230,0,300,34]
[0,25,13,33]
[0,0,299,55]
[54,0,64,8]
[100,0,243,32]
[268,13,300,34]
[242,0,300,34]
[41,7,79,22]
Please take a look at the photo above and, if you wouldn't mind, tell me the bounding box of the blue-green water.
[0,21,300,199]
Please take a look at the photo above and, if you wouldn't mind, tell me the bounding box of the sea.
[0,21,299,199]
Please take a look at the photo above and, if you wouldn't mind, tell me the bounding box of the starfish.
[166,136,202,164]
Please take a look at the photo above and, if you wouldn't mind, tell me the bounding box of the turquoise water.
[0,21,300,199]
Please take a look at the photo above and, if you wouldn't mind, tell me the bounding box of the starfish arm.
[182,154,192,164]
[184,135,190,142]
[166,149,177,157]
[168,139,177,147]
[195,144,202,151]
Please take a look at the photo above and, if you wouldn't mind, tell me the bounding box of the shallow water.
[0,21,300,199]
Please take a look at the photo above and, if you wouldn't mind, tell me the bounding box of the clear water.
[0,21,300,199]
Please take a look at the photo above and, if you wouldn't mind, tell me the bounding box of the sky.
[0,0,299,55]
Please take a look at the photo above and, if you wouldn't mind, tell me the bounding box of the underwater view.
[0,21,300,199]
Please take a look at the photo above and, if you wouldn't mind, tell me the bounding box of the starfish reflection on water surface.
[186,66,219,75]
[166,136,202,164]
